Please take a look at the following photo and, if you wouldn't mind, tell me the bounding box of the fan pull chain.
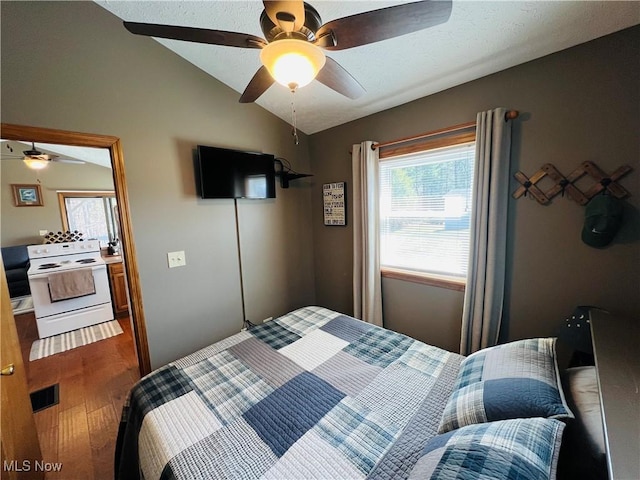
[290,90,299,145]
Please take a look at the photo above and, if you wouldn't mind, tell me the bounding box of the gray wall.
[308,26,640,352]
[3,1,637,365]
[1,1,316,368]
[1,143,115,246]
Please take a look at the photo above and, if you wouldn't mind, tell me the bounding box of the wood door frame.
[1,123,151,376]
[1,261,44,479]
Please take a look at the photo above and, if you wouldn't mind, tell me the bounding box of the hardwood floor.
[15,312,140,479]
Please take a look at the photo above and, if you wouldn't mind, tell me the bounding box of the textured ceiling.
[96,1,639,135]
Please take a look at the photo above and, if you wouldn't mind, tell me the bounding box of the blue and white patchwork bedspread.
[115,306,463,480]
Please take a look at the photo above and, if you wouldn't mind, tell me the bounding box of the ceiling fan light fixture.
[23,157,49,170]
[260,39,326,90]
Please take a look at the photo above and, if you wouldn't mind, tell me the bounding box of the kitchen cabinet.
[107,259,129,317]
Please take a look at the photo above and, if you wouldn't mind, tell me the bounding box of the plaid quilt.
[115,306,463,480]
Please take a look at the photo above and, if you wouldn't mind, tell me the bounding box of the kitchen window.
[379,140,475,290]
[58,191,118,247]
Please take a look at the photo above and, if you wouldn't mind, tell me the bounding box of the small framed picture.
[12,184,44,207]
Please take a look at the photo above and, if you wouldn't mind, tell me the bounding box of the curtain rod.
[371,110,519,151]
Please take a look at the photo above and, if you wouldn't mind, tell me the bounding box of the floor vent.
[30,384,60,413]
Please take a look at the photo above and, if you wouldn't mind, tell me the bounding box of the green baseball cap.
[581,194,623,248]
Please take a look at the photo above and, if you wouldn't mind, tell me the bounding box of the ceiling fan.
[2,142,86,170]
[123,0,453,103]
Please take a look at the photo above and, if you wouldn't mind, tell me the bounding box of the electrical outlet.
[39,230,48,236]
[167,251,186,268]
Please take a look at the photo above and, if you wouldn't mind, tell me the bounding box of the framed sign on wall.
[323,182,347,226]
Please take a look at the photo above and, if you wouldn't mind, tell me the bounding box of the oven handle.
[28,264,106,280]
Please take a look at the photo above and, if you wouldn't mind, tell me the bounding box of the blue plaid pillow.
[409,418,565,480]
[438,338,573,433]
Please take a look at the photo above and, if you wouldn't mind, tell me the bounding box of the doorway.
[1,123,150,374]
[1,123,150,478]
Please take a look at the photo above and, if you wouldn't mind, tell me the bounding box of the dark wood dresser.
[590,309,640,479]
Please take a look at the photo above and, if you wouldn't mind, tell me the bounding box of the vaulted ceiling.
[97,1,640,134]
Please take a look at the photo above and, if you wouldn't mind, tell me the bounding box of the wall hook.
[513,161,632,205]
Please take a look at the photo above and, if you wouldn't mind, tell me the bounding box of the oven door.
[28,265,112,319]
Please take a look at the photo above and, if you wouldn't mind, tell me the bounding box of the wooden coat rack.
[513,161,632,205]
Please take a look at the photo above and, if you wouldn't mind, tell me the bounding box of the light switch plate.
[167,251,186,268]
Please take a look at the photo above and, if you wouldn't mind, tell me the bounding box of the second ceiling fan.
[123,0,452,103]
[2,142,86,170]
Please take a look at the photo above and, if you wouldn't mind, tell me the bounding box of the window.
[379,141,475,287]
[58,191,119,247]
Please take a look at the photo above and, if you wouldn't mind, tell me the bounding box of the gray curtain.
[460,108,512,355]
[352,141,383,326]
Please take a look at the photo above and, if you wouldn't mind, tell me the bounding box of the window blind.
[379,142,475,278]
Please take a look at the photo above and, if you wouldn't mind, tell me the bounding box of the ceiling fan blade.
[316,0,452,51]
[315,57,365,99]
[263,1,306,32]
[123,22,266,49]
[54,158,86,165]
[239,66,276,103]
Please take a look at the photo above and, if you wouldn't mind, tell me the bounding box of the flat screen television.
[196,145,276,199]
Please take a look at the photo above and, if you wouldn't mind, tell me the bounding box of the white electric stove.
[27,241,114,338]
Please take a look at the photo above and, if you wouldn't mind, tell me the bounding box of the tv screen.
[196,145,276,199]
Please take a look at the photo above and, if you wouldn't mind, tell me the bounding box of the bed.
[115,306,576,480]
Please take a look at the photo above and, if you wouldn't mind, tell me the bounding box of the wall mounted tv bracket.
[274,158,313,188]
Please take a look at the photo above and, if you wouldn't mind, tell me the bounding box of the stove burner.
[76,258,97,264]
[38,263,61,270]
